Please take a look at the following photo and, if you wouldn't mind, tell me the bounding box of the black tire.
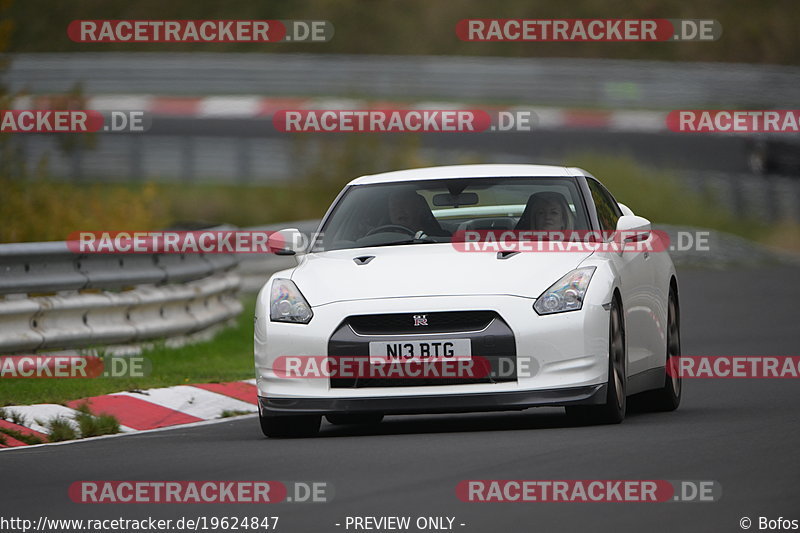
[259,413,320,438]
[639,286,682,412]
[566,295,626,425]
[325,413,384,426]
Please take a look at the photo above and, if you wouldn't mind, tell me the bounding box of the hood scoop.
[353,255,376,265]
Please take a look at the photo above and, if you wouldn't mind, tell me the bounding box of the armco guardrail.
[6,53,800,108]
[0,241,242,354]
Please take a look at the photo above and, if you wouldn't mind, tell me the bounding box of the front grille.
[347,311,497,335]
[328,312,517,389]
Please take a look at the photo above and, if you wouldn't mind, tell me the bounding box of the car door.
[587,179,655,377]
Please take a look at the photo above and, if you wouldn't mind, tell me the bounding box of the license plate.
[368,339,471,364]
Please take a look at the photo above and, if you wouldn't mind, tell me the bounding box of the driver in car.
[385,190,449,237]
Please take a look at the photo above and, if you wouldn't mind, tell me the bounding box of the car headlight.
[270,279,313,323]
[533,267,596,315]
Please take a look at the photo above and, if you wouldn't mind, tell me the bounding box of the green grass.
[0,403,122,443]
[0,426,44,445]
[72,402,121,437]
[44,416,78,442]
[0,177,339,243]
[219,409,254,418]
[0,297,257,407]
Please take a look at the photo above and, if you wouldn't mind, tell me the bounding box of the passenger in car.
[514,192,575,231]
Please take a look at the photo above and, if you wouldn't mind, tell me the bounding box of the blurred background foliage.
[1,0,798,250]
[0,133,773,246]
[5,0,800,64]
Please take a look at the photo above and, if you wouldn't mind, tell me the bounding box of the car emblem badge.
[413,314,428,326]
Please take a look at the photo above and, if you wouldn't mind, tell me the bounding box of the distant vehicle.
[254,164,681,437]
[747,134,800,175]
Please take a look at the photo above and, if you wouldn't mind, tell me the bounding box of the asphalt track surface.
[1,265,799,533]
[151,118,757,174]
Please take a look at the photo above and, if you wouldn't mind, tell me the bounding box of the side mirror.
[615,215,651,243]
[268,228,306,255]
[618,203,635,217]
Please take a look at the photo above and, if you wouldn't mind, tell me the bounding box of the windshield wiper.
[357,236,444,248]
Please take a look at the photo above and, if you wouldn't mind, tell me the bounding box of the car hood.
[290,244,593,306]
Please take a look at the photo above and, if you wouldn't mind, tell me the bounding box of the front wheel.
[566,295,626,424]
[639,286,682,412]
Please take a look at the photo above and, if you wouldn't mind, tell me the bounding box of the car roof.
[348,164,591,185]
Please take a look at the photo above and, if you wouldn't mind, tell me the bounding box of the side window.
[587,179,622,231]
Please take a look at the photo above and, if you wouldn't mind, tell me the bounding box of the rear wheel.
[326,413,384,426]
[566,295,626,424]
[639,286,682,411]
[259,413,320,438]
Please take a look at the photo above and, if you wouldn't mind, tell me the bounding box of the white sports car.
[254,164,681,437]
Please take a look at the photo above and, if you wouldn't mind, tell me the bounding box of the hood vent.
[497,251,520,260]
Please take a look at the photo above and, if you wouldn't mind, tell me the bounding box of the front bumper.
[259,383,607,416]
[255,294,610,400]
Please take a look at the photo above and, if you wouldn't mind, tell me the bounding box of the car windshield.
[315,177,590,251]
